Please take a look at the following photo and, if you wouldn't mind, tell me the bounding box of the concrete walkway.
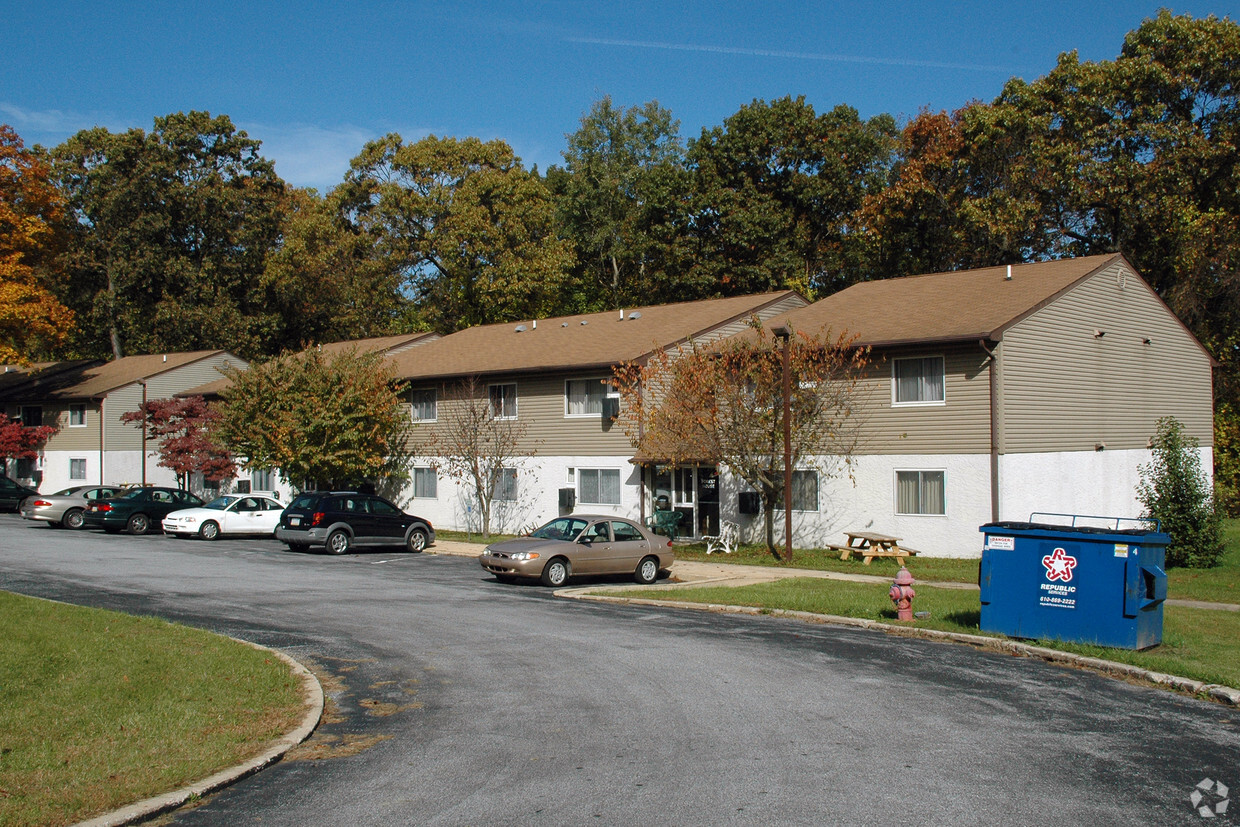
[431,539,1240,611]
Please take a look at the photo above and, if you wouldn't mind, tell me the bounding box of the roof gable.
[0,351,237,402]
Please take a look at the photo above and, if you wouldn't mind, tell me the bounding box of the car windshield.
[202,496,239,511]
[529,518,588,541]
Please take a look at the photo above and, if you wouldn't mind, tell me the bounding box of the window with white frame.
[69,458,87,480]
[251,469,276,491]
[68,404,86,427]
[410,388,437,422]
[489,383,517,420]
[565,378,617,417]
[492,467,518,501]
[893,356,945,405]
[579,468,621,505]
[896,470,946,515]
[412,467,437,498]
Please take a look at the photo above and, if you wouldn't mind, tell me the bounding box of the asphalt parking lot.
[2,514,1237,826]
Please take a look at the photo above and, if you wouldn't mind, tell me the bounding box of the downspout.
[138,380,147,486]
[979,339,1001,522]
[98,396,105,485]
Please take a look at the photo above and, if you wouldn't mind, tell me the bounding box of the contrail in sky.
[567,37,1015,74]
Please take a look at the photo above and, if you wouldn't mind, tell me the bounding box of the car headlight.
[510,551,540,561]
[182,516,197,523]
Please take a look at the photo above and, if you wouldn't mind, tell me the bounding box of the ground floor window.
[251,469,276,491]
[69,458,86,480]
[896,470,946,515]
[492,468,518,501]
[791,470,819,511]
[579,468,621,505]
[412,467,437,499]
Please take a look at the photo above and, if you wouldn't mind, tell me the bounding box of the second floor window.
[893,356,945,405]
[489,383,517,420]
[410,389,437,422]
[69,404,86,427]
[565,378,616,416]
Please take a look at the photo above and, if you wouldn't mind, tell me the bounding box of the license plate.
[289,516,301,526]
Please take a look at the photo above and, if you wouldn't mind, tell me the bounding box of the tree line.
[2,10,1238,508]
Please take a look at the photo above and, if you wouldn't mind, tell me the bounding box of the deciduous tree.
[0,124,75,363]
[335,135,573,332]
[215,349,410,490]
[51,112,287,359]
[615,323,869,559]
[412,376,535,538]
[0,412,58,461]
[119,396,236,489]
[1137,416,1224,568]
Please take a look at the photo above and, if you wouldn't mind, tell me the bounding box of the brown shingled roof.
[0,351,237,402]
[386,292,803,380]
[772,254,1125,347]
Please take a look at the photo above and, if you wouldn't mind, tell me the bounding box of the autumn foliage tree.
[120,396,236,489]
[411,375,535,537]
[615,323,869,559]
[215,349,410,491]
[0,124,74,363]
[0,412,58,464]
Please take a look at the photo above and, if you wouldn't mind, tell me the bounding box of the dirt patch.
[286,733,393,761]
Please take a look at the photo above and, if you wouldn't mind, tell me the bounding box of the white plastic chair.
[703,520,739,554]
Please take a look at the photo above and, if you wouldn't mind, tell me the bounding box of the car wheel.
[406,528,428,553]
[540,557,570,587]
[126,513,150,535]
[634,556,660,585]
[326,530,351,555]
[199,521,220,541]
[62,509,85,530]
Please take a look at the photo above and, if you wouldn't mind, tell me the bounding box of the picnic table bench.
[827,531,920,565]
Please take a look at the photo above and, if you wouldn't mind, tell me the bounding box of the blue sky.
[6,2,1238,192]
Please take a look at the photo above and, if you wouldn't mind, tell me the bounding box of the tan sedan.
[480,514,675,587]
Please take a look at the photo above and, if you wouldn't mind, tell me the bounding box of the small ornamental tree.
[0,413,58,472]
[120,396,236,490]
[615,322,869,560]
[413,376,536,537]
[216,348,411,491]
[1137,416,1224,568]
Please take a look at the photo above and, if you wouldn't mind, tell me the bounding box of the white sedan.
[162,494,287,540]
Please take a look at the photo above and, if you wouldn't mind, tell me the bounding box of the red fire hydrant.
[889,566,916,621]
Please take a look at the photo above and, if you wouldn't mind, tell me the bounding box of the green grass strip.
[0,592,307,827]
[622,578,1240,689]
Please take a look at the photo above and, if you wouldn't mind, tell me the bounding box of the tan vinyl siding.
[404,373,635,457]
[102,353,243,451]
[42,403,100,451]
[853,345,991,455]
[1001,262,1214,453]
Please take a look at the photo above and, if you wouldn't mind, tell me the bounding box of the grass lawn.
[667,518,1240,606]
[0,592,309,827]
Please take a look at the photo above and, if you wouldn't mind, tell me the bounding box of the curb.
[560,588,1240,707]
[75,642,325,827]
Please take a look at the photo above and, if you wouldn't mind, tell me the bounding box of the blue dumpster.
[979,515,1169,650]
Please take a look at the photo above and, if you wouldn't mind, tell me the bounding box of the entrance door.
[697,466,720,537]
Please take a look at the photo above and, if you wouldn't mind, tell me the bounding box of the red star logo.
[1042,547,1077,582]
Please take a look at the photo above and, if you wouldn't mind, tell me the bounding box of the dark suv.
[275,491,435,554]
[0,475,39,512]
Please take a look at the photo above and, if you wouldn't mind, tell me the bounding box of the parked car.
[0,475,39,512]
[83,487,204,535]
[162,493,287,540]
[20,485,127,528]
[275,491,435,554]
[480,514,674,587]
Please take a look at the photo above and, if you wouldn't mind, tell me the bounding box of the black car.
[0,475,39,512]
[275,491,435,554]
[83,487,204,535]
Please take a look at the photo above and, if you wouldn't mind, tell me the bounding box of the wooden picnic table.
[826,531,920,565]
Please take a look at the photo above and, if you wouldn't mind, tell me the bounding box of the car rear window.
[288,494,321,510]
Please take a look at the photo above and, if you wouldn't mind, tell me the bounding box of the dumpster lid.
[982,513,1168,540]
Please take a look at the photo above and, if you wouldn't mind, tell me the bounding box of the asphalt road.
[1,513,1237,826]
